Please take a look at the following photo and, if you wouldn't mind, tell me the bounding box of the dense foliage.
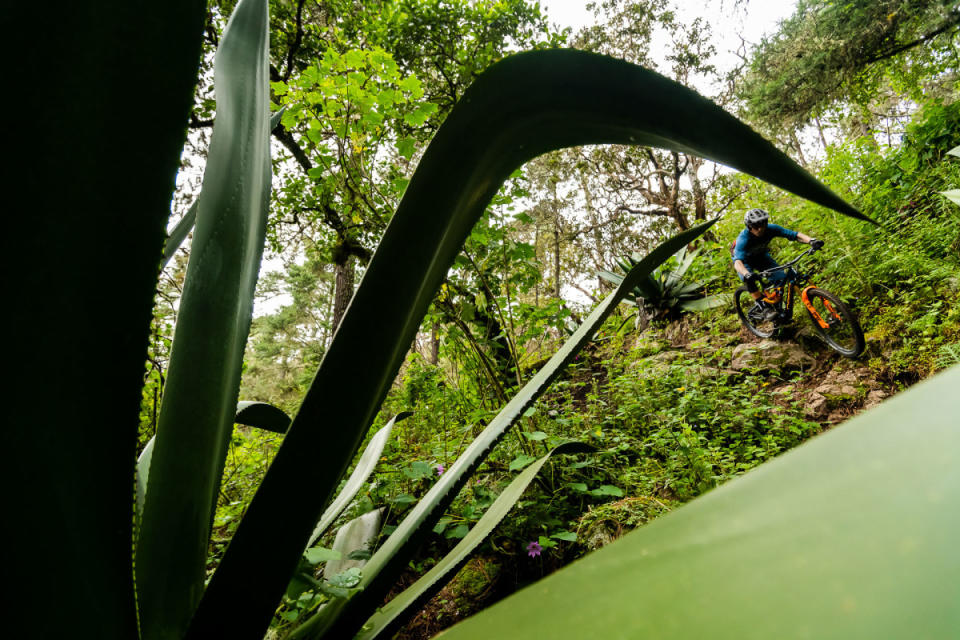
[192,2,960,636]
[741,0,960,129]
[9,0,957,637]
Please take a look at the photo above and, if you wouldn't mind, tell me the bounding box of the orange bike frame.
[800,285,838,329]
[761,282,837,330]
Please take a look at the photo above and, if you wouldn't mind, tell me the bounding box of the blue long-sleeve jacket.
[732,223,798,266]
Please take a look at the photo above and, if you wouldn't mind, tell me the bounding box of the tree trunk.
[553,214,561,298]
[788,129,808,168]
[332,256,354,334]
[580,172,605,272]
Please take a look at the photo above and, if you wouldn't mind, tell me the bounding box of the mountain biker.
[733,208,824,320]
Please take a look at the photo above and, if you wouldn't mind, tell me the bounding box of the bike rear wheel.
[734,286,778,338]
[804,287,864,358]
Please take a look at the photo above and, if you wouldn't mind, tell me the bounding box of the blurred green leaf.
[589,485,624,497]
[9,0,207,631]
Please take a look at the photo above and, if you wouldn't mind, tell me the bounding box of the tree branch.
[864,14,960,65]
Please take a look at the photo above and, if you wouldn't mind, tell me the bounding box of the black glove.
[809,238,824,250]
[743,272,760,286]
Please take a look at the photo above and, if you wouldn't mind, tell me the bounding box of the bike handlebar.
[757,246,818,278]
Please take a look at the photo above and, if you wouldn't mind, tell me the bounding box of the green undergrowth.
[204,100,960,636]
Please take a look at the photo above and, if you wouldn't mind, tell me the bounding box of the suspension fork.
[801,285,839,329]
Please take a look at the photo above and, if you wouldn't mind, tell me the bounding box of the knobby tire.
[804,287,865,358]
[734,285,778,339]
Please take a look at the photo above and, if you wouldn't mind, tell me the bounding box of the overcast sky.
[537,0,798,77]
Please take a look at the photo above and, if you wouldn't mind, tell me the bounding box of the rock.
[805,392,829,419]
[815,382,858,396]
[815,367,873,397]
[862,389,889,410]
[730,340,817,372]
[692,366,742,381]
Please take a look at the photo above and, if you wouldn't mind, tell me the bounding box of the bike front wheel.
[804,287,864,358]
[734,286,778,338]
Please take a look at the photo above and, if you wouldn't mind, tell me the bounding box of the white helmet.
[744,208,769,227]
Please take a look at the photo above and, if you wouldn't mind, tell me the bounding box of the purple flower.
[435,464,445,476]
[526,541,542,558]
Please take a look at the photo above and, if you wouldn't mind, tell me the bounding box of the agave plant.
[10,0,890,639]
[598,245,728,323]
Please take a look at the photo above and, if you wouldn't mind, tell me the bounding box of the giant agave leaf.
[161,199,200,268]
[136,401,291,523]
[354,443,594,640]
[135,0,272,637]
[160,109,286,269]
[235,400,292,434]
[597,269,626,287]
[671,279,714,298]
[665,246,700,290]
[663,247,692,290]
[441,365,960,639]
[679,294,730,312]
[941,189,960,206]
[307,412,413,547]
[290,222,718,640]
[191,49,868,638]
[6,1,206,637]
[135,436,157,524]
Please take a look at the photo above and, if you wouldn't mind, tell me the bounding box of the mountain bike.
[734,247,865,358]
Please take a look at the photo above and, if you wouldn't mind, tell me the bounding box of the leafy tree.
[740,0,960,131]
[270,45,434,329]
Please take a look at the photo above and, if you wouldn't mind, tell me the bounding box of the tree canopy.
[741,0,960,129]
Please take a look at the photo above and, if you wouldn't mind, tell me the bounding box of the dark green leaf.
[445,524,470,539]
[8,0,206,632]
[304,547,342,565]
[551,531,577,542]
[347,549,373,562]
[162,199,199,268]
[235,401,291,434]
[137,0,273,637]
[508,455,537,472]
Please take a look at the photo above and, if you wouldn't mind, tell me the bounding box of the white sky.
[537,0,798,77]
